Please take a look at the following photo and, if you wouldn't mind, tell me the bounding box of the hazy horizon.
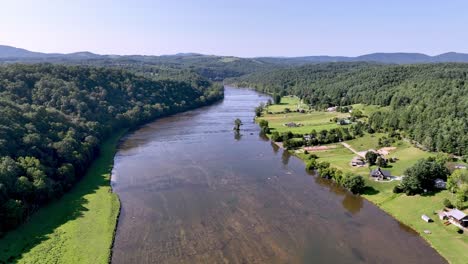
[1,0,468,57]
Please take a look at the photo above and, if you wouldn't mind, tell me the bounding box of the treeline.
[0,64,223,234]
[230,63,468,156]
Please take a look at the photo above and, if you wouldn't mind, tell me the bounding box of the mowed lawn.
[266,96,307,112]
[364,187,468,264]
[0,130,125,264]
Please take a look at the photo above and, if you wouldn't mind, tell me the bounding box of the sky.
[1,0,467,57]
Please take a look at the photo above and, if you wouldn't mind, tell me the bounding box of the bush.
[306,159,318,171]
[343,174,366,194]
[271,131,281,142]
[258,119,269,128]
[443,198,454,209]
[393,185,404,193]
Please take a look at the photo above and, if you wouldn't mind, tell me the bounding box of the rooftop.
[447,209,467,221]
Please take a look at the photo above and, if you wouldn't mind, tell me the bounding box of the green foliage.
[0,64,223,233]
[233,118,242,131]
[399,158,450,195]
[376,156,388,167]
[343,174,366,194]
[233,62,468,155]
[365,151,379,165]
[270,131,281,142]
[305,158,366,194]
[255,103,265,117]
[273,93,281,104]
[443,198,454,209]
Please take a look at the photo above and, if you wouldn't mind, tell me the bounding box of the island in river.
[110,87,445,263]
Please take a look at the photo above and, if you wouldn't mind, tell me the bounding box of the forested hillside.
[0,64,223,234]
[230,63,468,156]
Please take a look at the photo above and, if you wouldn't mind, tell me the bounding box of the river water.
[111,87,444,263]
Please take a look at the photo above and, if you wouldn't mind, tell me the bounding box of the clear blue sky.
[1,0,467,57]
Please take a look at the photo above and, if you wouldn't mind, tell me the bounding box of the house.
[326,106,337,112]
[434,178,446,189]
[455,165,467,169]
[370,167,391,180]
[446,209,468,227]
[303,134,312,141]
[351,156,365,166]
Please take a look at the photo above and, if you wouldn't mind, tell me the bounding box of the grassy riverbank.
[259,96,468,264]
[0,130,126,264]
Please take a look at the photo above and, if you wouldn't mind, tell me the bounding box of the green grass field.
[266,96,308,112]
[261,97,351,134]
[0,130,126,264]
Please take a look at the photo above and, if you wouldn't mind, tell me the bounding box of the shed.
[438,211,447,220]
[421,214,433,223]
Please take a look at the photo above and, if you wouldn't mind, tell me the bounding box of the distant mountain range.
[2,45,468,64]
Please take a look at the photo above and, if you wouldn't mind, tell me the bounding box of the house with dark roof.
[370,167,391,180]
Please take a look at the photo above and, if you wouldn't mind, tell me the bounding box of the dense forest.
[0,64,223,234]
[230,63,468,156]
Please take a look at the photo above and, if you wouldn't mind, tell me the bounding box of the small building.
[327,106,337,112]
[438,211,448,221]
[303,134,312,141]
[421,214,433,223]
[434,178,446,189]
[370,167,391,180]
[454,165,467,169]
[351,156,365,166]
[446,209,468,227]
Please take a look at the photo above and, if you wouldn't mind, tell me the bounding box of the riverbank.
[0,130,126,264]
[257,96,468,264]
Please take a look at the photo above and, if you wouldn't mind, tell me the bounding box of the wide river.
[111,87,444,263]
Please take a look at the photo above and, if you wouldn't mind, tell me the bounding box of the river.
[111,87,444,263]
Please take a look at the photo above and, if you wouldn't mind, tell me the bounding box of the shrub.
[343,174,366,194]
[443,198,454,209]
[393,185,404,193]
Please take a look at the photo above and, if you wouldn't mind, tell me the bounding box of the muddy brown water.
[111,87,445,264]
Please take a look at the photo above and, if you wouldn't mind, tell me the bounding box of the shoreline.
[0,130,125,263]
[0,96,225,264]
[268,135,454,263]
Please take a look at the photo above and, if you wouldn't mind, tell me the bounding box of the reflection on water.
[111,87,445,264]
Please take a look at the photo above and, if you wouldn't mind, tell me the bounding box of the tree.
[351,109,363,119]
[400,158,450,195]
[273,93,281,104]
[255,103,265,117]
[443,198,454,208]
[365,151,379,166]
[446,169,468,193]
[233,118,242,131]
[270,131,281,142]
[343,174,366,194]
[376,156,387,167]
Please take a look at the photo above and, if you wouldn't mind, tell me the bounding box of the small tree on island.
[233,118,243,131]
